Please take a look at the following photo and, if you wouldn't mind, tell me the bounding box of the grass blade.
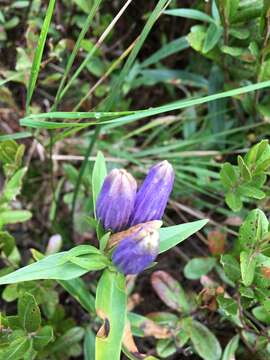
[26,0,56,112]
[20,80,270,130]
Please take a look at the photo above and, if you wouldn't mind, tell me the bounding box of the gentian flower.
[96,169,137,232]
[112,221,162,274]
[96,160,174,275]
[129,160,174,226]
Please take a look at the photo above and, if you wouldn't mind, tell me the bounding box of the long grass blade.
[26,0,56,112]
[0,132,32,141]
[20,80,270,129]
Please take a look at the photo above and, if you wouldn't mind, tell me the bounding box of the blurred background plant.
[1,0,270,359]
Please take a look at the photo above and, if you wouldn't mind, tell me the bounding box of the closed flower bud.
[112,221,162,275]
[129,161,174,226]
[45,234,62,255]
[96,169,137,232]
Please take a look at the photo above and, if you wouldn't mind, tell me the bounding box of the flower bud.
[112,221,162,275]
[45,234,62,255]
[129,161,174,226]
[96,169,137,232]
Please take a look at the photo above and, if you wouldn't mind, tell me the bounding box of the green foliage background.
[1,0,270,359]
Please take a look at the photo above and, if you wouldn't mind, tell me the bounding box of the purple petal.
[112,222,161,275]
[96,169,137,232]
[129,161,174,226]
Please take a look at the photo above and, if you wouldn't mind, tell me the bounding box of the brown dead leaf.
[207,229,226,256]
[123,321,142,355]
[151,270,182,311]
[140,318,170,339]
[199,286,224,312]
[261,266,270,280]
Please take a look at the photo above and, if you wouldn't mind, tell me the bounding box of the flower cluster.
[96,161,174,274]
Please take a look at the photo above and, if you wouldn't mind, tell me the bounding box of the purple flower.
[129,160,174,226]
[96,169,137,232]
[112,221,162,274]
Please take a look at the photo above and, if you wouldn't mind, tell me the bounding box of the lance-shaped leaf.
[159,219,208,253]
[95,270,127,360]
[0,246,105,285]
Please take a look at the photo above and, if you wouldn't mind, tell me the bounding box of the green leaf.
[33,325,54,350]
[187,25,207,52]
[59,278,95,314]
[1,167,27,203]
[0,140,19,164]
[159,219,208,253]
[68,254,108,271]
[223,0,240,21]
[50,327,85,352]
[184,257,216,280]
[225,191,242,212]
[164,9,216,24]
[259,59,270,81]
[95,270,127,360]
[222,335,239,360]
[2,284,18,302]
[73,0,92,13]
[220,163,238,188]
[221,45,244,57]
[220,255,241,282]
[246,140,270,166]
[237,155,251,181]
[0,210,32,226]
[252,306,270,325]
[18,292,41,332]
[203,23,223,53]
[92,151,107,217]
[0,231,15,256]
[238,209,269,250]
[238,185,265,200]
[84,327,96,360]
[59,244,101,262]
[0,251,90,285]
[190,320,222,360]
[217,295,238,315]
[240,250,257,286]
[255,157,270,173]
[156,339,177,358]
[2,336,31,360]
[229,27,249,39]
[99,232,111,252]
